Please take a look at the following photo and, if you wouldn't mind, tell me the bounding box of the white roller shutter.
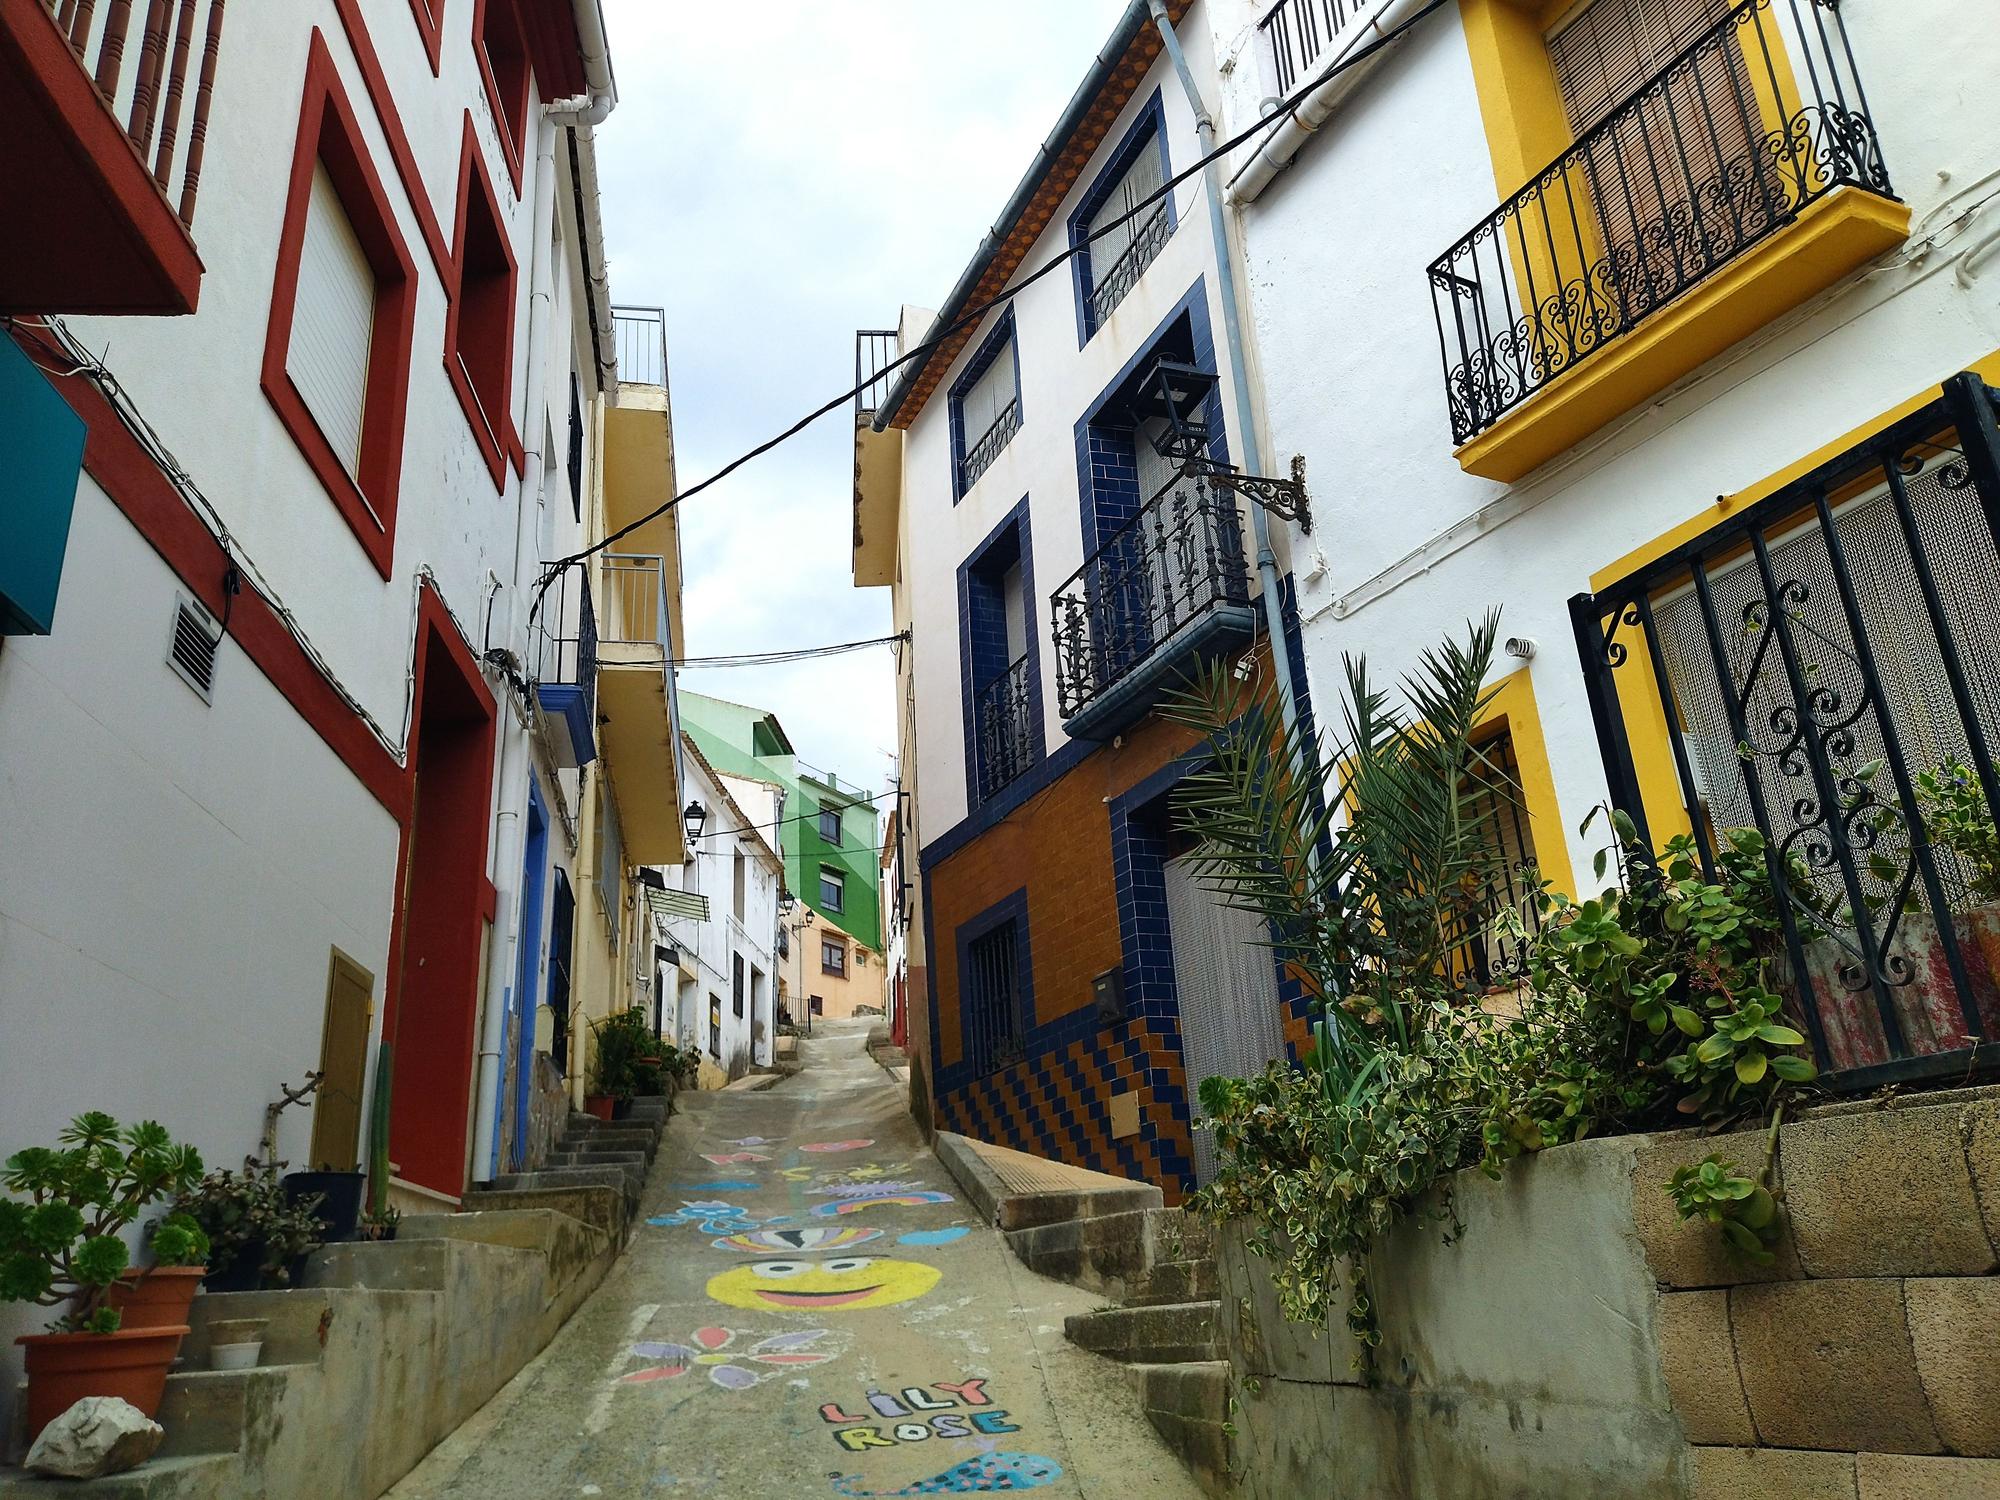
[960,335,1017,447]
[287,163,376,479]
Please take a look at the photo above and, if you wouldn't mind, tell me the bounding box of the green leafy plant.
[357,1204,400,1243]
[0,1113,205,1332]
[172,1166,324,1288]
[1912,757,2000,902]
[1668,1152,1784,1264]
[146,1211,212,1268]
[590,1006,656,1100]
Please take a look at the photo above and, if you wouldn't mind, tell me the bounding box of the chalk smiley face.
[706,1256,941,1312]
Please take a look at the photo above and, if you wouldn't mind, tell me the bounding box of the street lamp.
[682,799,707,850]
[1126,357,1218,460]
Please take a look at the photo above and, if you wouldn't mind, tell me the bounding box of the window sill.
[1453,189,1912,484]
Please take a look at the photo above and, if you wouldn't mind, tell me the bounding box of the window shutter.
[1134,416,1178,504]
[1088,138,1166,264]
[961,336,1017,445]
[287,164,376,479]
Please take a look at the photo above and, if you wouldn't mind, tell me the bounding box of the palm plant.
[1160,610,1515,1096]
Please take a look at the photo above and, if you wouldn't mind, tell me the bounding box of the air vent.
[167,594,222,701]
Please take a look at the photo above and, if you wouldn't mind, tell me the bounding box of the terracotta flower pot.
[583,1094,616,1121]
[107,1265,207,1330]
[16,1324,190,1443]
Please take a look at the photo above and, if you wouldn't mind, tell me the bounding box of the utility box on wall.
[0,336,87,635]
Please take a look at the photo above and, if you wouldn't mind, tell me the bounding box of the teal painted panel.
[1,337,87,635]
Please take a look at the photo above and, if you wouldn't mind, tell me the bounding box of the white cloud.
[594,0,1127,794]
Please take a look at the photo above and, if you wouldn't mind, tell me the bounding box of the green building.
[679,691,882,955]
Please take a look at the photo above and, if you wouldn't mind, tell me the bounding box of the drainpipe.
[1148,0,1304,746]
[471,107,564,1185]
[546,0,618,395]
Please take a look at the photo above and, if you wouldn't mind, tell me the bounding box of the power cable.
[532,0,1448,611]
[676,630,909,670]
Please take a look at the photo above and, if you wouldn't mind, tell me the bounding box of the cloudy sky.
[593,0,1128,799]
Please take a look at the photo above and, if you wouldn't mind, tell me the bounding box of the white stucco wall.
[898,1,1256,844]
[1206,0,2000,888]
[659,758,782,1078]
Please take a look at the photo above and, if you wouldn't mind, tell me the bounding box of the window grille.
[964,920,1024,1078]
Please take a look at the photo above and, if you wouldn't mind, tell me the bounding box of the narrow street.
[388,1021,1206,1499]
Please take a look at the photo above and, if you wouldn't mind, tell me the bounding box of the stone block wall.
[1642,1089,2000,1499]
[1214,1086,2000,1499]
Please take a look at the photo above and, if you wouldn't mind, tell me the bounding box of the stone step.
[463,1184,631,1245]
[0,1453,240,1498]
[1126,1361,1234,1487]
[1125,1257,1219,1308]
[1007,1206,1215,1299]
[1064,1300,1222,1365]
[544,1149,648,1170]
[554,1127,657,1155]
[493,1165,643,1201]
[155,1365,308,1459]
[179,1289,340,1370]
[305,1238,461,1293]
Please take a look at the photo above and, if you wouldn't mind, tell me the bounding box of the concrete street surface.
[388,1019,1207,1498]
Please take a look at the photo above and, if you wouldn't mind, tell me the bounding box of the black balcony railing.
[531,561,596,767]
[1087,203,1173,331]
[975,654,1036,800]
[856,329,897,420]
[959,397,1021,493]
[1052,470,1251,721]
[1258,0,1361,96]
[1430,0,1893,446]
[1572,374,2000,1094]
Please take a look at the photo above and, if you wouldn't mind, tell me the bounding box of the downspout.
[1148,0,1304,745]
[546,0,618,395]
[472,105,564,1184]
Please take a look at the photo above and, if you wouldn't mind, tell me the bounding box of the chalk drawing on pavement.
[896,1228,970,1247]
[820,1379,1020,1453]
[828,1454,1062,1495]
[677,1179,759,1191]
[811,1194,953,1217]
[799,1139,875,1152]
[617,1326,842,1390]
[808,1181,931,1199]
[701,1151,771,1166]
[706,1256,941,1312]
[647,1201,760,1234]
[724,1136,784,1147]
[713,1225,884,1254]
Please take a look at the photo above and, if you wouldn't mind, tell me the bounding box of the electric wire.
[532,0,1449,606]
[675,631,909,670]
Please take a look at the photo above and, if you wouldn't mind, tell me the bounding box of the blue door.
[505,780,550,1172]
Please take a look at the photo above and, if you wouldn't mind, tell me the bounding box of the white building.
[0,0,686,1414]
[650,737,784,1085]
[1202,0,2000,1086]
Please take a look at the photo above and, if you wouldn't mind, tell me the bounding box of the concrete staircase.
[0,1101,672,1497]
[931,1132,1234,1493]
[471,1095,670,1242]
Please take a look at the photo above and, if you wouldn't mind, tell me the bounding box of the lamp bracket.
[1181,453,1313,534]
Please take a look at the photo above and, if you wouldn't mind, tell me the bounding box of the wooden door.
[310,951,374,1172]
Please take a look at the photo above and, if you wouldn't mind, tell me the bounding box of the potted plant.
[174,1166,325,1293]
[357,1204,400,1243]
[207,1317,268,1372]
[0,1113,206,1443]
[586,1008,647,1120]
[107,1211,211,1331]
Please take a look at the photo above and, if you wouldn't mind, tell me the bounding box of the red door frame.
[381,585,497,1198]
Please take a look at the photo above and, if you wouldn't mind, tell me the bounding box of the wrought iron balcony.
[1052,469,1253,739]
[4,0,229,314]
[1571,373,2000,1095]
[531,562,597,768]
[612,304,667,388]
[975,654,1036,800]
[960,398,1021,494]
[1258,0,1362,96]
[1087,202,1173,330]
[1429,0,1894,448]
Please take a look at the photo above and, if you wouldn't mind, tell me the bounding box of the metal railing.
[1087,203,1173,331]
[1258,0,1361,96]
[964,919,1025,1079]
[1052,469,1252,720]
[529,561,596,705]
[41,0,229,232]
[1429,0,1893,445]
[959,398,1021,494]
[612,304,667,388]
[598,553,670,649]
[855,329,897,420]
[975,654,1036,800]
[1571,374,2000,1093]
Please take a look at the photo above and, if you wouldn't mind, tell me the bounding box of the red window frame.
[261,30,421,582]
[443,115,520,491]
[406,0,444,74]
[471,0,529,194]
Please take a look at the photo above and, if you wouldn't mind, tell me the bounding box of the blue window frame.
[1068,89,1175,346]
[955,889,1033,1079]
[948,308,1022,500]
[956,496,1045,808]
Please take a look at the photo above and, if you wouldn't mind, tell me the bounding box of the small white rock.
[25,1396,165,1479]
